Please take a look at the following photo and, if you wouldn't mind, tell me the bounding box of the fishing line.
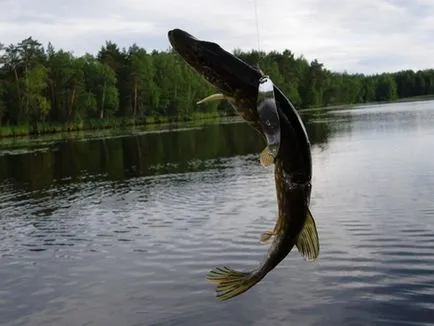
[253,0,264,69]
[253,0,261,53]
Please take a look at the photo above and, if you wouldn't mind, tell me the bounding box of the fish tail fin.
[206,266,259,301]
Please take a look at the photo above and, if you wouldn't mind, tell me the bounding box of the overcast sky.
[1,0,433,74]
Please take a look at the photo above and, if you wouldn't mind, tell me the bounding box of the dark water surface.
[1,101,434,326]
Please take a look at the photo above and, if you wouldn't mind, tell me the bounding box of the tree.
[83,55,119,119]
[2,36,434,133]
[0,79,5,126]
[97,41,129,115]
[376,74,398,101]
[126,45,158,117]
[25,63,50,122]
[414,70,426,96]
[46,48,87,121]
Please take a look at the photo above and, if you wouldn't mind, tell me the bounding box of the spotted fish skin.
[168,28,319,301]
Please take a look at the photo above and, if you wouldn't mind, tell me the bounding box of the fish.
[168,28,320,301]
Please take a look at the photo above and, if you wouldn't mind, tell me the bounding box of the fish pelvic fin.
[206,266,258,301]
[259,147,274,167]
[260,230,275,243]
[197,93,225,105]
[295,208,320,261]
[260,213,283,244]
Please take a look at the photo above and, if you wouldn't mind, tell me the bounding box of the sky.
[1,0,434,74]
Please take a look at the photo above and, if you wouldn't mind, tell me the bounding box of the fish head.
[168,28,264,122]
[168,29,262,96]
[168,28,313,187]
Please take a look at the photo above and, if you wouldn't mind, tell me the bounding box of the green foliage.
[25,63,50,121]
[375,74,398,101]
[82,55,119,119]
[0,79,5,126]
[1,37,434,136]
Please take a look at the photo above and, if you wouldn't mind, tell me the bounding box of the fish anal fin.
[295,208,320,261]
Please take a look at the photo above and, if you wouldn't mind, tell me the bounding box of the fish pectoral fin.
[259,147,274,167]
[260,230,275,243]
[197,93,225,105]
[207,266,258,301]
[295,208,320,261]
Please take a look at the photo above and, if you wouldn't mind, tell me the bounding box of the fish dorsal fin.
[295,208,320,261]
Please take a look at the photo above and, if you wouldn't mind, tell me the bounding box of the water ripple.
[1,104,434,325]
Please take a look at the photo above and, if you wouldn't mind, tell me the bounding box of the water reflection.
[0,115,332,192]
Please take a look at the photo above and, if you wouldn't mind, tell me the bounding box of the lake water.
[1,100,434,326]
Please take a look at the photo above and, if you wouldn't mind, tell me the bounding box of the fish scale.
[168,28,320,301]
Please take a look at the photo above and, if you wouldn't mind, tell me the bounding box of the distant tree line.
[1,37,434,127]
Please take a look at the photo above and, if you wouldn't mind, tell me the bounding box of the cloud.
[1,0,434,74]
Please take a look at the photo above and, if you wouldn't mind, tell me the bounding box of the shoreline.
[298,94,434,113]
[1,95,434,139]
[0,112,227,139]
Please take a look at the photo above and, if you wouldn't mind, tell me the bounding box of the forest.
[1,37,434,136]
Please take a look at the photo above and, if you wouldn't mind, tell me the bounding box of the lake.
[1,100,434,326]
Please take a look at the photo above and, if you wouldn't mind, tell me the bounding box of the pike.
[168,29,320,301]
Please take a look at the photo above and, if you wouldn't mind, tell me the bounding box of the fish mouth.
[168,28,262,96]
[168,29,199,60]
